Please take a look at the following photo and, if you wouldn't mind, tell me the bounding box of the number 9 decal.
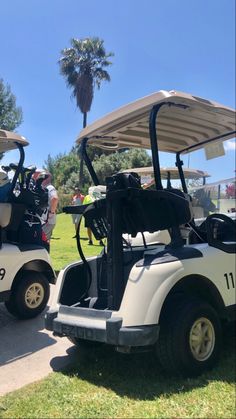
[0,268,6,280]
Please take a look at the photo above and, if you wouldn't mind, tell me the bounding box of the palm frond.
[59,36,113,125]
[93,68,111,89]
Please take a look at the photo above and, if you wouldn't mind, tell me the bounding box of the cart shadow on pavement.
[49,345,79,372]
[0,303,56,366]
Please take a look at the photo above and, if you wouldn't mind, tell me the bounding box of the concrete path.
[0,285,78,396]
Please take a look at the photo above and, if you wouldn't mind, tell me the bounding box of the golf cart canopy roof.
[0,129,29,152]
[192,177,236,190]
[77,90,236,154]
[122,166,210,180]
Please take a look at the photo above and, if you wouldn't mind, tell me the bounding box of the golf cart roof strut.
[180,131,236,154]
[8,142,25,197]
[176,152,188,193]
[79,137,100,186]
[149,102,188,191]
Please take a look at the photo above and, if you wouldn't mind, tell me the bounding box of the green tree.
[44,147,151,212]
[122,148,152,169]
[0,79,23,131]
[44,150,90,212]
[93,148,152,184]
[59,37,114,128]
[44,151,81,190]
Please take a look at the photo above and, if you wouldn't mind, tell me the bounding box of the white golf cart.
[190,176,236,217]
[122,165,210,188]
[46,90,235,376]
[0,129,55,319]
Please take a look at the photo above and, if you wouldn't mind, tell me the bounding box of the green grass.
[0,331,235,418]
[50,213,104,271]
[0,214,235,418]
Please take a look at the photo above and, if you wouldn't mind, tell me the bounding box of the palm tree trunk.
[79,112,87,188]
[79,157,84,189]
[83,112,87,128]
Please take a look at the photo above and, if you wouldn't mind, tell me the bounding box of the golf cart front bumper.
[45,306,159,347]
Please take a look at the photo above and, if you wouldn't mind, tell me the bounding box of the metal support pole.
[8,143,25,197]
[149,102,188,191]
[176,152,188,193]
[79,138,100,186]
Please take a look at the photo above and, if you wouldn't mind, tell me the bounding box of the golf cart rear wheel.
[156,297,222,377]
[5,271,50,319]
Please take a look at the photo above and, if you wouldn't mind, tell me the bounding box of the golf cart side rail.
[179,131,236,154]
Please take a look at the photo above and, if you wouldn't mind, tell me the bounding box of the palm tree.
[59,37,114,129]
[59,37,113,187]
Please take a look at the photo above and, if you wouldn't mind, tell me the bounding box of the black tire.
[68,336,103,348]
[156,297,222,377]
[5,271,50,319]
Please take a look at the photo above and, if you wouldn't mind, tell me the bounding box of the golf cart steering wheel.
[205,213,236,253]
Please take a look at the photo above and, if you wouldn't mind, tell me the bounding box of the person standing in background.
[71,187,84,237]
[83,190,94,245]
[83,186,104,246]
[32,169,59,250]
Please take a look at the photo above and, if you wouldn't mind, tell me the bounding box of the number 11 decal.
[224,272,235,290]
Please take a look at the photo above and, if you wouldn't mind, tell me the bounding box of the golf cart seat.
[116,187,192,236]
[82,172,193,242]
[0,202,26,247]
[0,203,12,228]
[106,173,191,235]
[0,203,12,248]
[65,172,192,246]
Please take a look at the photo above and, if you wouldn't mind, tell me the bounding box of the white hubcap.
[25,283,44,309]
[189,317,215,361]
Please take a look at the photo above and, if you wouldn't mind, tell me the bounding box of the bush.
[57,192,72,213]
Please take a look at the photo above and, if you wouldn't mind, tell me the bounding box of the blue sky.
[0,0,235,180]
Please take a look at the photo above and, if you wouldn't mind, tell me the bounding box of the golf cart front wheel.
[5,271,50,319]
[156,297,222,376]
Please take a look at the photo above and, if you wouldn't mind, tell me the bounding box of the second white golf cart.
[0,129,55,319]
[46,90,236,376]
